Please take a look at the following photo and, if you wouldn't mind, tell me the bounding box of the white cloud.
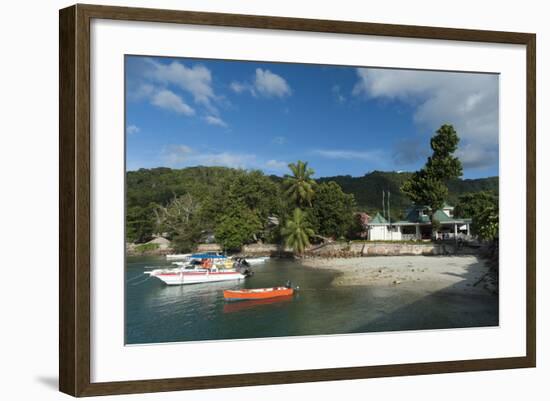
[126,124,140,135]
[164,145,291,173]
[204,115,228,128]
[231,69,292,98]
[265,159,288,172]
[332,85,346,103]
[352,68,499,170]
[128,83,155,101]
[254,68,292,98]
[230,81,249,94]
[129,58,238,126]
[392,137,429,165]
[197,152,256,168]
[145,59,217,111]
[164,145,256,169]
[164,145,193,164]
[271,136,287,145]
[456,143,498,170]
[313,149,386,162]
[151,89,195,116]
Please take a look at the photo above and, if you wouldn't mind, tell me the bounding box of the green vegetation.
[126,142,498,254]
[318,172,497,219]
[283,160,316,207]
[281,161,319,254]
[455,191,499,241]
[282,208,315,255]
[127,204,157,244]
[309,181,356,240]
[155,194,203,252]
[402,124,463,227]
[134,243,160,253]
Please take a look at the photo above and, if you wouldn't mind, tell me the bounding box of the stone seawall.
[241,243,292,257]
[239,241,479,257]
[307,242,479,257]
[196,243,222,252]
[129,240,479,257]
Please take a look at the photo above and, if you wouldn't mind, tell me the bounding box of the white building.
[367,204,472,241]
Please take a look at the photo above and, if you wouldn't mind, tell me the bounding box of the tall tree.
[225,170,281,224]
[455,191,499,241]
[282,208,315,255]
[126,203,157,243]
[154,194,204,252]
[283,160,316,207]
[215,204,262,251]
[154,193,200,234]
[401,124,463,226]
[309,181,356,239]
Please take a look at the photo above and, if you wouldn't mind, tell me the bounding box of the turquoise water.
[125,256,498,344]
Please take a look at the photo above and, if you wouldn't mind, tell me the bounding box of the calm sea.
[125,256,498,344]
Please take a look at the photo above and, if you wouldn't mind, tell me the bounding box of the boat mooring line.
[126,274,146,282]
[128,276,152,286]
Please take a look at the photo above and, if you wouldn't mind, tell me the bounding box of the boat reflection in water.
[223,295,294,314]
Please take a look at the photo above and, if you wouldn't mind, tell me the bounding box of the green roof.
[404,206,430,223]
[433,209,454,222]
[368,204,471,227]
[369,212,388,224]
[402,204,468,224]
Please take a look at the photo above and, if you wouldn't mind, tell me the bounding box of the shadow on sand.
[351,256,498,334]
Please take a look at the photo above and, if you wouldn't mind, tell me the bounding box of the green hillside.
[126,167,498,243]
[319,171,498,218]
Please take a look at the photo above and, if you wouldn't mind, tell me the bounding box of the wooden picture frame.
[59,3,536,397]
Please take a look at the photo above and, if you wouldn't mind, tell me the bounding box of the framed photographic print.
[59,4,536,397]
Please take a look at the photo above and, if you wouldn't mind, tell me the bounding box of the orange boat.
[223,295,294,313]
[223,286,294,301]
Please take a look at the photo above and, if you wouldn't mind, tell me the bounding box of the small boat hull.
[242,257,269,265]
[223,295,293,313]
[224,287,293,301]
[148,270,247,285]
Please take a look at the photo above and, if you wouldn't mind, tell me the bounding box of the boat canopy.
[191,253,226,259]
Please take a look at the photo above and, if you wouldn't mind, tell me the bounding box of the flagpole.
[382,190,385,221]
[388,190,392,240]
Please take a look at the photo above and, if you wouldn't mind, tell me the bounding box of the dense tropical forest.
[126,166,498,251]
[126,164,356,251]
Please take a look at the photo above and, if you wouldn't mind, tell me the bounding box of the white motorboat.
[147,258,252,285]
[165,253,192,260]
[146,266,250,285]
[242,256,270,265]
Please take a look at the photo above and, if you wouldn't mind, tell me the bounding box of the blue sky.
[125,56,499,179]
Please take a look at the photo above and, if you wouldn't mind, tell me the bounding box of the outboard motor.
[235,263,253,277]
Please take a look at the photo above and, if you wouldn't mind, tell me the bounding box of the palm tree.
[283,160,316,207]
[282,208,314,255]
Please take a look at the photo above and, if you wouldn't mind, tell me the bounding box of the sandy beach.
[302,255,496,295]
[299,255,498,332]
